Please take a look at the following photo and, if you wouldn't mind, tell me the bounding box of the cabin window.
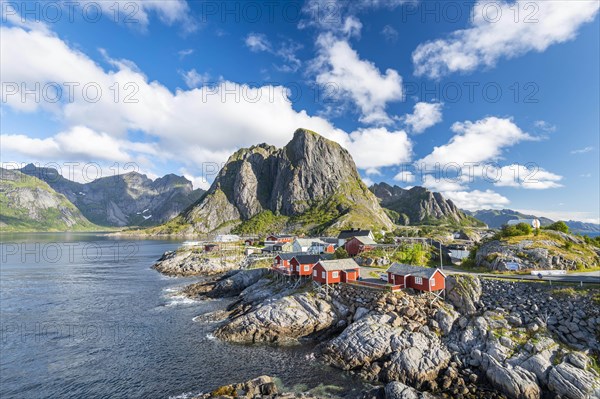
[332,271,339,278]
[313,270,317,276]
[431,278,435,286]
[322,272,326,279]
[414,276,423,285]
[304,265,310,272]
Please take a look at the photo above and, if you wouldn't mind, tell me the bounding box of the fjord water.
[0,233,363,399]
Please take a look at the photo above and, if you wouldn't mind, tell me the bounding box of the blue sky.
[1,0,599,222]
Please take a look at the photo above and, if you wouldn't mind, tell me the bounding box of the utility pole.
[439,240,443,270]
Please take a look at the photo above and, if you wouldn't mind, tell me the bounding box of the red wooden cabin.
[345,236,377,256]
[312,259,360,285]
[386,263,446,292]
[290,255,321,276]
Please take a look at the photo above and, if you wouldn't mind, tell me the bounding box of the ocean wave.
[168,392,195,399]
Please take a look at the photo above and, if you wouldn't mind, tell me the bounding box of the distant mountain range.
[466,209,600,236]
[0,168,96,232]
[2,142,597,236]
[1,164,204,231]
[370,183,484,228]
[145,129,393,236]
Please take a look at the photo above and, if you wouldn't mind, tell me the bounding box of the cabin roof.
[351,236,377,245]
[317,259,360,271]
[292,254,321,264]
[386,263,443,279]
[276,253,297,260]
[337,229,372,240]
[294,238,326,246]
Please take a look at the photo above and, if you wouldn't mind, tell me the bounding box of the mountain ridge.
[147,129,394,236]
[370,182,485,227]
[19,164,204,227]
[0,168,97,232]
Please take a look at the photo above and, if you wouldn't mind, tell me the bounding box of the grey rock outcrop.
[547,362,599,399]
[481,354,541,399]
[386,329,451,389]
[152,248,239,276]
[215,292,340,343]
[445,275,482,315]
[154,129,393,235]
[475,236,599,271]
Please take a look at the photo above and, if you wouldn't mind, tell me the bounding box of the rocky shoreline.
[152,248,241,276]
[154,250,600,399]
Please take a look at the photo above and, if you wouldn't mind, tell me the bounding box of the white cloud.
[413,0,600,78]
[180,69,211,88]
[362,176,375,187]
[393,171,415,184]
[534,120,556,133]
[244,33,303,73]
[381,25,399,42]
[312,33,403,125]
[443,189,510,211]
[178,49,194,59]
[571,146,594,154]
[421,174,466,192]
[0,24,415,183]
[417,117,534,167]
[365,168,382,176]
[403,102,443,134]
[245,33,272,52]
[0,126,157,162]
[345,128,412,169]
[492,164,563,189]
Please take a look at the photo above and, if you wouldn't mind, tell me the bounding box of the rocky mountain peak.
[157,129,393,235]
[370,183,481,227]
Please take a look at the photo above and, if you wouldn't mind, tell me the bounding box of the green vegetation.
[360,243,430,266]
[334,247,350,259]
[232,211,288,235]
[544,221,570,234]
[496,222,533,238]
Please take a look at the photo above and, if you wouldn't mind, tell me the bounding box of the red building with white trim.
[290,255,321,276]
[312,259,360,285]
[344,236,377,256]
[386,263,446,292]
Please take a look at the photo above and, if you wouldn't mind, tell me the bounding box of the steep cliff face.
[154,129,393,235]
[0,168,96,231]
[19,164,204,227]
[370,183,483,227]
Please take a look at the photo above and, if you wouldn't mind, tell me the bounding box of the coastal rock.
[386,330,451,389]
[480,354,540,399]
[445,275,482,315]
[193,375,319,398]
[320,314,397,370]
[520,352,552,386]
[547,362,599,399]
[152,249,239,276]
[384,381,439,399]
[434,306,458,335]
[209,269,269,298]
[215,292,339,344]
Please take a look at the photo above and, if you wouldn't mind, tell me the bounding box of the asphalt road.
[443,267,600,285]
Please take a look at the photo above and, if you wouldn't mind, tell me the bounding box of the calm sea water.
[0,233,366,399]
